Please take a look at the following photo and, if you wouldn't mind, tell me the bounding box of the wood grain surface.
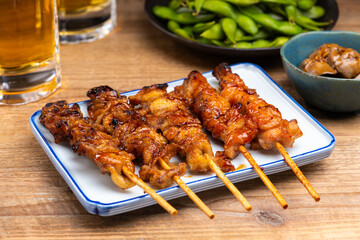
[1,0,360,239]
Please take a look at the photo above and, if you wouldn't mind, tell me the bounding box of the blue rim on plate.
[144,0,339,57]
[30,63,336,216]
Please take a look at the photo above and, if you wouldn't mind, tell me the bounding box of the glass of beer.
[0,0,61,105]
[57,0,117,44]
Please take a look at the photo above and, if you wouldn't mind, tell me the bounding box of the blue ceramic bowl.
[280,31,360,113]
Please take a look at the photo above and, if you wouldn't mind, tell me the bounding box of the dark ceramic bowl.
[145,0,339,57]
[280,31,360,113]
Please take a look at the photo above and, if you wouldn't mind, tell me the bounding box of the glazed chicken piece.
[40,101,136,189]
[300,43,360,78]
[87,86,187,189]
[175,70,258,159]
[129,84,234,173]
[213,63,303,150]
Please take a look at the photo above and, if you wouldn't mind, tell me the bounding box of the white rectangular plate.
[30,63,335,216]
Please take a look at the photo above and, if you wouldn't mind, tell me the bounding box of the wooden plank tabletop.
[1,0,360,239]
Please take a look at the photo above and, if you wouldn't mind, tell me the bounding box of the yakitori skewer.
[40,100,177,215]
[129,84,252,211]
[87,86,214,218]
[175,70,288,209]
[213,63,320,202]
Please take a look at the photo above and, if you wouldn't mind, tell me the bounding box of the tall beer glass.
[0,0,61,105]
[58,0,117,44]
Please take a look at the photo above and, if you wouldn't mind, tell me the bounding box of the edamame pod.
[233,11,259,35]
[234,28,245,41]
[200,23,225,40]
[221,18,238,43]
[285,5,330,30]
[202,0,237,18]
[192,21,216,33]
[301,6,325,19]
[168,0,181,10]
[240,6,303,35]
[297,0,317,11]
[261,0,296,5]
[236,29,268,41]
[270,36,289,47]
[196,37,214,44]
[284,4,296,24]
[153,6,215,24]
[194,0,206,14]
[167,20,181,33]
[264,3,287,16]
[202,0,258,34]
[174,28,194,40]
[235,42,253,48]
[222,0,260,6]
[211,39,231,47]
[167,20,194,40]
[252,39,272,48]
[295,8,331,27]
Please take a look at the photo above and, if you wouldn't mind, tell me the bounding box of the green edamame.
[153,6,215,24]
[235,42,253,48]
[264,3,287,16]
[234,28,245,41]
[211,39,231,47]
[167,20,194,40]
[236,29,269,41]
[285,5,330,31]
[202,0,237,19]
[260,0,296,5]
[194,0,206,14]
[295,8,331,27]
[233,11,259,35]
[202,0,259,34]
[197,37,214,45]
[252,39,272,48]
[270,36,289,47]
[297,0,317,11]
[302,6,325,19]
[221,18,238,43]
[240,6,303,35]
[223,0,260,6]
[167,20,181,33]
[168,0,181,10]
[192,21,216,33]
[200,23,225,40]
[235,36,288,48]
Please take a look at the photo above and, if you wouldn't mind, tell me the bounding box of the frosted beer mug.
[0,0,61,105]
[57,0,117,43]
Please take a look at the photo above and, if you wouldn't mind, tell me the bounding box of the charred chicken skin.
[87,86,187,189]
[129,84,234,173]
[213,63,303,150]
[175,70,258,159]
[40,100,136,189]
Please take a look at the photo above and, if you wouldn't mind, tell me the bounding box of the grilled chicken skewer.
[87,86,214,218]
[129,84,252,211]
[175,71,288,209]
[40,101,177,215]
[213,63,320,202]
[87,86,186,189]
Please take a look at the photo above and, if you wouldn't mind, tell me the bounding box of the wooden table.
[1,0,360,239]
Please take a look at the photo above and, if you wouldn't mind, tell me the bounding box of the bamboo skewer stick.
[207,155,252,211]
[121,166,178,216]
[239,145,288,209]
[159,159,215,219]
[275,142,320,202]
